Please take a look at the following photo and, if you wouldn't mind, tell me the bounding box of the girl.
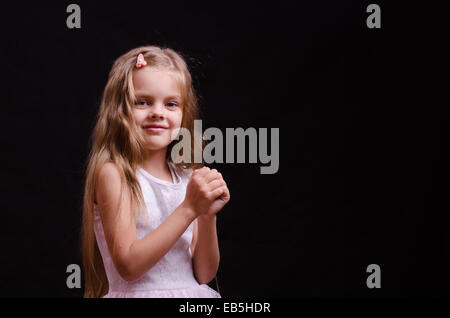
[81,46,230,298]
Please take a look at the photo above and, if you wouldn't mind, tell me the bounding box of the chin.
[145,142,170,151]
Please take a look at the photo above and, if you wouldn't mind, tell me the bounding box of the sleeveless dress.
[93,161,221,298]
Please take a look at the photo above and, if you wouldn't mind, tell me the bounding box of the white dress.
[93,161,221,298]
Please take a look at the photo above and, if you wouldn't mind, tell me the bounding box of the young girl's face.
[132,68,183,152]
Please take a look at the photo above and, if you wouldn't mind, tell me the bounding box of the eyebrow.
[134,92,181,100]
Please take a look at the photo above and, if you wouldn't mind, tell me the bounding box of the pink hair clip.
[136,53,147,68]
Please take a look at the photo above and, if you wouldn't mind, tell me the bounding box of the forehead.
[132,68,181,97]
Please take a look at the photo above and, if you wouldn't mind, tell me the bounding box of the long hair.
[81,46,204,298]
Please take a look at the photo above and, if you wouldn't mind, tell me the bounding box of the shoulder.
[97,162,122,184]
[95,162,123,204]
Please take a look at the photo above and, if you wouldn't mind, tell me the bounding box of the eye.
[135,100,149,107]
[166,101,179,107]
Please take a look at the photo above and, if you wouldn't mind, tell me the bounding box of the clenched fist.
[182,167,230,218]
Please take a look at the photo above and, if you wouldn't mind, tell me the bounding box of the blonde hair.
[81,45,204,297]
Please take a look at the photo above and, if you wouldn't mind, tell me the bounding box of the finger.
[210,186,225,200]
[207,179,225,192]
[192,167,210,180]
[217,185,230,201]
[195,166,210,178]
[204,169,221,184]
[222,185,230,201]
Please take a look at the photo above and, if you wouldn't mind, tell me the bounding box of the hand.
[182,167,230,218]
[203,172,230,217]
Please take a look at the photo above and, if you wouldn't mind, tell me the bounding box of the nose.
[149,103,165,119]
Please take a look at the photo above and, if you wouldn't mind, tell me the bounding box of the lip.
[143,124,168,129]
[143,124,168,133]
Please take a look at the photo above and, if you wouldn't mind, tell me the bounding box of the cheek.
[170,110,183,127]
[132,110,146,125]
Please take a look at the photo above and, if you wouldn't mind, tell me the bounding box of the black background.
[1,1,449,297]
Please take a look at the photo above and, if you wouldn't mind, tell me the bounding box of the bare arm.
[192,215,220,284]
[190,169,230,284]
[96,163,197,282]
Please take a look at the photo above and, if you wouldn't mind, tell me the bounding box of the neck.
[140,148,172,182]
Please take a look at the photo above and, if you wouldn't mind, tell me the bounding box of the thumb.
[211,187,224,199]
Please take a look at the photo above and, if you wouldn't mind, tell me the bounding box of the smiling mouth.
[144,126,167,133]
